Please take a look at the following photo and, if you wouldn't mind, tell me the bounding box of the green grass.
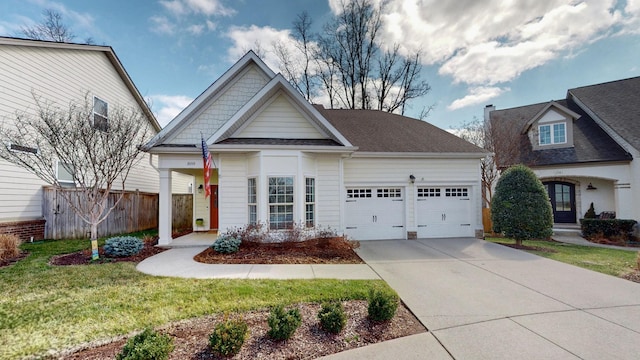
[486,237,638,277]
[0,234,388,360]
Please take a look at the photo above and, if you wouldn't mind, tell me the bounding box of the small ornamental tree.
[491,164,553,245]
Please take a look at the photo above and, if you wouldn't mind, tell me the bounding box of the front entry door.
[544,181,576,223]
[210,185,219,230]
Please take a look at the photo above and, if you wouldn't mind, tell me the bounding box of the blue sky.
[1,0,639,130]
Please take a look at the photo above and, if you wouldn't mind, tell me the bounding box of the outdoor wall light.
[198,184,204,194]
[409,174,416,184]
[586,183,597,190]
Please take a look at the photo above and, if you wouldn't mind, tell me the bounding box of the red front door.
[210,185,219,230]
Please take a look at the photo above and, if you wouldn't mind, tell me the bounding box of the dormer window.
[538,123,566,146]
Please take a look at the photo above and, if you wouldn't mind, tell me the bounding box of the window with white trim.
[93,97,109,131]
[305,178,315,228]
[248,178,257,225]
[418,188,441,197]
[347,189,371,198]
[56,160,74,184]
[377,188,402,198]
[445,188,468,197]
[268,177,294,230]
[539,123,566,145]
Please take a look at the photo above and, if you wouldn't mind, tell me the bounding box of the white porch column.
[158,169,173,246]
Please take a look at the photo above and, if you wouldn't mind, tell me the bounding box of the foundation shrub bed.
[368,289,399,322]
[212,235,241,254]
[580,219,637,243]
[0,233,21,261]
[209,318,249,357]
[116,328,174,360]
[318,301,348,334]
[103,236,144,257]
[267,305,302,341]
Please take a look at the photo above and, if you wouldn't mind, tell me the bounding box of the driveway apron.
[355,238,640,360]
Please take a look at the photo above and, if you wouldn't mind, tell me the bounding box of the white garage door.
[345,187,405,240]
[416,187,473,238]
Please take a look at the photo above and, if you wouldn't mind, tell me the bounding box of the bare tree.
[275,0,431,115]
[274,12,317,102]
[0,93,152,247]
[20,9,76,42]
[456,117,500,207]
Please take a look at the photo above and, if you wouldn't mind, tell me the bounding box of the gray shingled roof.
[491,98,631,167]
[316,107,486,153]
[569,76,640,151]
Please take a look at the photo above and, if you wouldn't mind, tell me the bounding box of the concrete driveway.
[353,238,640,359]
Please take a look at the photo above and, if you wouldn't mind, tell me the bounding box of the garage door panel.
[416,187,473,238]
[345,187,405,240]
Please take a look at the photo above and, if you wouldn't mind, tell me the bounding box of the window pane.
[553,123,566,143]
[268,177,294,230]
[57,162,74,183]
[539,125,551,145]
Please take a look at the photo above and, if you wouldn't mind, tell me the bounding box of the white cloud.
[148,95,193,127]
[160,0,235,17]
[225,25,296,71]
[448,86,509,111]
[150,16,175,35]
[187,24,205,35]
[375,0,638,102]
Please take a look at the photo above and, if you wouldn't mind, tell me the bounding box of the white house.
[0,37,191,240]
[488,76,640,224]
[144,51,487,245]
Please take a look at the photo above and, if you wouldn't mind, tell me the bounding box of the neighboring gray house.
[0,37,191,240]
[488,76,640,224]
[144,51,488,245]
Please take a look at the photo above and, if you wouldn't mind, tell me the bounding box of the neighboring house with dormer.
[144,51,488,245]
[0,37,191,240]
[488,76,640,224]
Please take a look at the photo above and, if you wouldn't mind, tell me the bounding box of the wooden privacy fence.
[43,187,193,239]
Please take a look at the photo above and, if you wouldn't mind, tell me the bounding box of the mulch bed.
[60,300,426,360]
[194,237,364,264]
[49,237,167,266]
[0,251,29,268]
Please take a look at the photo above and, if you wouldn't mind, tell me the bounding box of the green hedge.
[580,219,637,239]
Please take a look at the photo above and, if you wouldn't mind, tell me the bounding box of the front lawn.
[0,236,387,360]
[486,237,638,277]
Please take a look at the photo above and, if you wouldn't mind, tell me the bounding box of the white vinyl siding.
[0,43,162,222]
[218,154,249,229]
[315,155,341,229]
[237,94,325,139]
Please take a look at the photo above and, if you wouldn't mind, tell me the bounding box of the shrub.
[116,328,174,360]
[368,289,399,322]
[267,305,302,340]
[212,235,241,254]
[209,318,249,357]
[318,301,347,334]
[103,236,144,257]
[0,233,21,261]
[580,219,637,240]
[491,164,553,245]
[584,202,597,219]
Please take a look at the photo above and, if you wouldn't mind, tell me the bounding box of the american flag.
[201,136,212,198]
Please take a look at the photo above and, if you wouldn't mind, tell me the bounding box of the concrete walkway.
[553,234,640,252]
[136,246,380,280]
[320,238,640,360]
